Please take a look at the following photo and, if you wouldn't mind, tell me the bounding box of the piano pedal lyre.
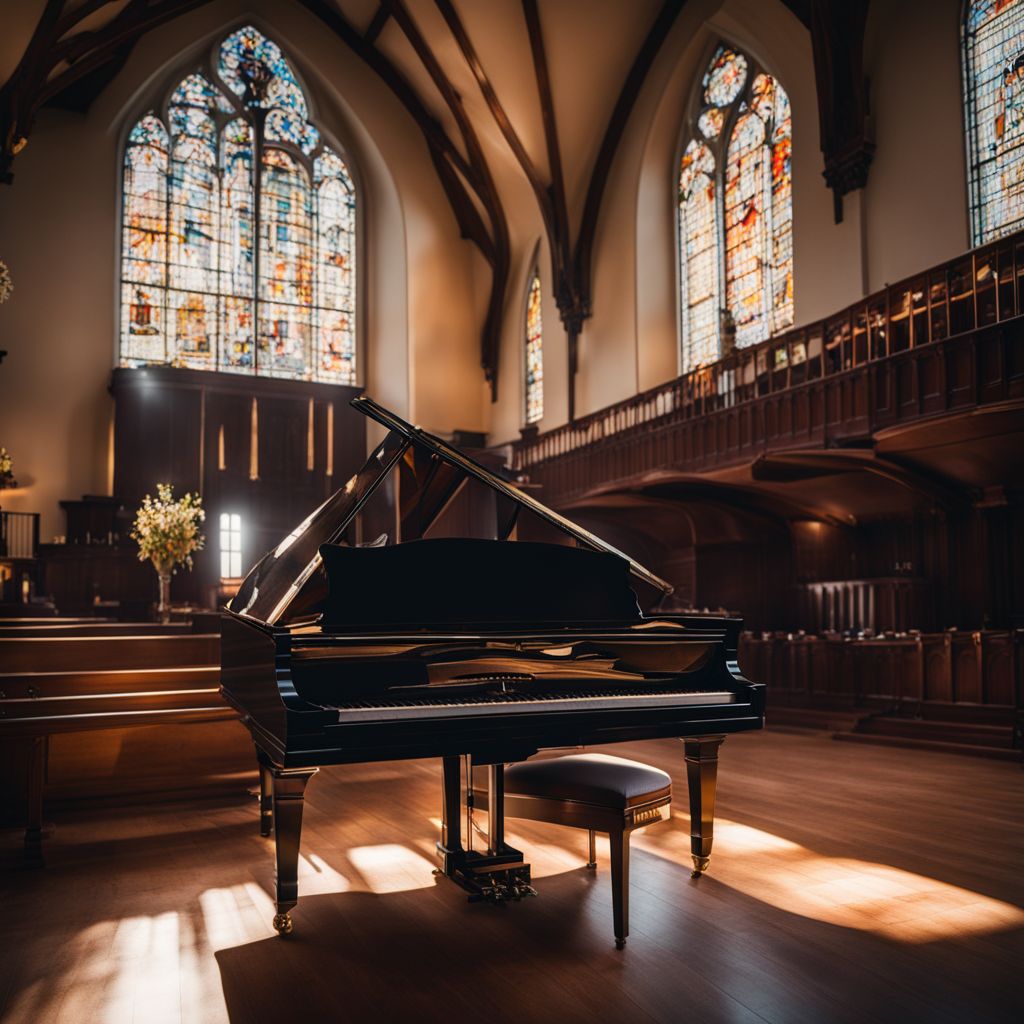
[437,755,536,903]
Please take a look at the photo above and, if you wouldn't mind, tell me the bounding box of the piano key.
[331,687,735,722]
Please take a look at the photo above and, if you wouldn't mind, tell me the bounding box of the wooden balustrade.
[738,630,1024,713]
[797,578,936,634]
[512,233,1024,504]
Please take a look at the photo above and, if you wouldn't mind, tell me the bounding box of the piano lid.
[228,395,673,626]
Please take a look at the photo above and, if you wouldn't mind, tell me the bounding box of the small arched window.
[678,44,792,372]
[524,270,544,424]
[120,25,356,383]
[963,0,1024,245]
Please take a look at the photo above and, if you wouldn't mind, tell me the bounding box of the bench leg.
[24,736,47,866]
[586,829,597,869]
[684,736,724,877]
[609,830,630,949]
[269,765,318,935]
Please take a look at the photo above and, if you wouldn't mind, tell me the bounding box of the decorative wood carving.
[806,0,874,223]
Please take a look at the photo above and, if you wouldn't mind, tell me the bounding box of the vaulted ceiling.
[0,0,870,403]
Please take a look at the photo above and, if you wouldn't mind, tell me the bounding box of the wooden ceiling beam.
[435,0,555,234]
[0,0,212,183]
[363,5,391,45]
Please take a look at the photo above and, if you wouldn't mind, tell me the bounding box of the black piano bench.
[502,753,672,949]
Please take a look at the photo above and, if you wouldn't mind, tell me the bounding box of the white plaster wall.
[863,0,968,291]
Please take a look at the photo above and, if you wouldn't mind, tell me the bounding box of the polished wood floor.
[1,730,1022,1024]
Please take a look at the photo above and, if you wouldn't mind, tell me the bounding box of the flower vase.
[155,566,172,624]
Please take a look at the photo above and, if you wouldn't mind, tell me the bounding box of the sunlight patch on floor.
[634,819,1024,942]
[298,851,352,896]
[346,843,438,893]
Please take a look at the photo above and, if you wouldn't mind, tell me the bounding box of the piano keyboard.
[331,686,735,722]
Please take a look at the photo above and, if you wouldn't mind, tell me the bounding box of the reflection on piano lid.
[228,395,674,628]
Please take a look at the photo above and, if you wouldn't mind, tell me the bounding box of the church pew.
[0,627,247,863]
[0,620,191,638]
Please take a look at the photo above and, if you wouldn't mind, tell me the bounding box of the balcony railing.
[513,230,1024,490]
[0,511,40,560]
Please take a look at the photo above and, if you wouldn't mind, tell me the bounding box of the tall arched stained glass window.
[524,271,544,424]
[964,1,1024,244]
[119,25,356,383]
[677,44,792,372]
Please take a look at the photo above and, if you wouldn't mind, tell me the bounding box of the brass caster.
[691,855,710,878]
[615,938,626,950]
[272,912,293,936]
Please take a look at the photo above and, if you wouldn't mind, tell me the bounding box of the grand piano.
[221,396,765,934]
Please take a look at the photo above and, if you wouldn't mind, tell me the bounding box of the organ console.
[220,396,765,934]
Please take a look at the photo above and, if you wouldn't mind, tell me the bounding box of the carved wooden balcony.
[512,232,1024,507]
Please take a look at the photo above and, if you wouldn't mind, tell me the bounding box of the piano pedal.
[448,863,536,904]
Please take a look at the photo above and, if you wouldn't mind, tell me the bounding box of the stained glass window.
[678,45,793,371]
[964,0,1024,244]
[119,25,357,383]
[525,271,544,424]
[679,141,719,369]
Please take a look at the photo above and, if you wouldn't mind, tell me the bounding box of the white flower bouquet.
[130,483,206,575]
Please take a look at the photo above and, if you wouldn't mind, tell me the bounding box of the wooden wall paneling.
[920,349,944,413]
[112,376,202,509]
[873,362,892,423]
[37,545,156,618]
[1007,329,1024,394]
[977,333,1005,404]
[898,358,917,417]
[200,388,253,596]
[952,632,983,703]
[982,632,1015,706]
[948,341,975,408]
[112,369,365,603]
[922,633,953,702]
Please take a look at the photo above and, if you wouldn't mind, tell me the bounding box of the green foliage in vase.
[131,483,206,573]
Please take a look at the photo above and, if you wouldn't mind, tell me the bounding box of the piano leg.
[268,764,319,935]
[683,736,725,877]
[257,754,273,837]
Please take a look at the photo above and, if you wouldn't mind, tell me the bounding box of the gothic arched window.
[120,25,357,383]
[678,44,792,371]
[964,0,1024,245]
[524,270,544,424]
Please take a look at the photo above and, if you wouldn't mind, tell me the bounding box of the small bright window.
[524,270,544,424]
[220,512,242,578]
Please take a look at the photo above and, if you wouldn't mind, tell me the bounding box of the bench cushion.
[504,753,671,809]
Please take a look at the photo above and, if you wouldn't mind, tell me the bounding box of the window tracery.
[678,44,792,372]
[120,25,356,383]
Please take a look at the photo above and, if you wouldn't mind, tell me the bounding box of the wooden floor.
[1,730,1022,1024]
